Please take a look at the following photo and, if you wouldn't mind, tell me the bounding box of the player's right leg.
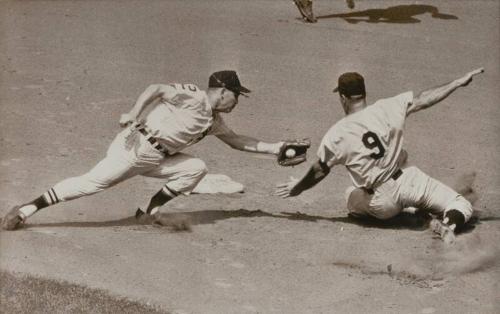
[136,153,208,219]
[345,149,409,220]
[345,179,403,220]
[345,186,371,218]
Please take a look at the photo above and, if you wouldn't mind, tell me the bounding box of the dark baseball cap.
[333,72,366,98]
[208,70,251,97]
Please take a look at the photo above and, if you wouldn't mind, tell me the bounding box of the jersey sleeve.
[372,91,414,129]
[317,126,344,167]
[390,91,414,117]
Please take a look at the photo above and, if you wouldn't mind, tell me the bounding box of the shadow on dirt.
[280,210,430,230]
[27,209,271,229]
[26,208,486,233]
[318,4,458,24]
[30,216,144,228]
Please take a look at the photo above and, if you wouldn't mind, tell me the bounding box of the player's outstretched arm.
[216,131,284,155]
[275,159,330,198]
[408,67,484,116]
[119,84,170,127]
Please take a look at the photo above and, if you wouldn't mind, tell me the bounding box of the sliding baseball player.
[276,68,484,244]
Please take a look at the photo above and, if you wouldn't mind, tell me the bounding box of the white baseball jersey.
[143,83,231,154]
[317,91,413,188]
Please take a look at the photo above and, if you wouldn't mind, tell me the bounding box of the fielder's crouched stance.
[2,70,299,230]
[276,68,484,244]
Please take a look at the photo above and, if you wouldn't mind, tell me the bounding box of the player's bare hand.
[275,176,300,198]
[119,113,136,127]
[457,67,484,87]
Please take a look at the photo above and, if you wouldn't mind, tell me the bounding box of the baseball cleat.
[293,0,317,23]
[1,206,25,231]
[430,218,456,244]
[135,208,156,224]
[135,208,145,220]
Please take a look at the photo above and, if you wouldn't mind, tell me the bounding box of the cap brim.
[238,86,251,94]
[332,86,339,93]
[231,86,251,98]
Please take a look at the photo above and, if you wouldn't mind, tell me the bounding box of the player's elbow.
[227,142,244,151]
[313,160,331,177]
[407,99,428,115]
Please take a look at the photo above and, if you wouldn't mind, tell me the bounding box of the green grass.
[0,271,169,314]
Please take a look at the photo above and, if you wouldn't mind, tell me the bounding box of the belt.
[136,127,169,155]
[364,168,403,195]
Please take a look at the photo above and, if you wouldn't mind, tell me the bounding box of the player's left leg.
[398,167,473,224]
[1,128,162,230]
[397,166,473,243]
[1,153,143,230]
[427,190,472,244]
[136,153,208,218]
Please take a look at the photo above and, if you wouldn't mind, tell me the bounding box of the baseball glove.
[277,138,311,167]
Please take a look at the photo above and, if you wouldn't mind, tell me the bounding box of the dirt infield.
[1,1,499,313]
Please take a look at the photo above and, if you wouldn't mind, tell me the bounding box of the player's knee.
[78,173,117,194]
[187,159,208,178]
[86,176,113,190]
[172,159,208,194]
[345,187,372,217]
[53,175,108,201]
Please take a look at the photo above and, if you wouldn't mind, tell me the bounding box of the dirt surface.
[1,1,499,313]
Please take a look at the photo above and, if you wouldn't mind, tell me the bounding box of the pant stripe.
[162,185,179,198]
[48,189,57,204]
[50,188,60,203]
[44,191,55,205]
[44,189,61,205]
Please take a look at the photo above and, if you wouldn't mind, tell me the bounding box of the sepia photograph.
[1,0,499,313]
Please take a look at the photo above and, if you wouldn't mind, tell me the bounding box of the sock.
[142,186,178,215]
[18,188,60,219]
[443,209,466,231]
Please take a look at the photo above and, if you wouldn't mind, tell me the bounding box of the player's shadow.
[28,216,145,228]
[26,208,457,232]
[25,209,279,229]
[317,4,458,24]
[279,210,431,231]
[151,209,483,234]
[23,209,273,229]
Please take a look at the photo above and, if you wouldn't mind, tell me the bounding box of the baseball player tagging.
[276,68,484,243]
[2,70,296,230]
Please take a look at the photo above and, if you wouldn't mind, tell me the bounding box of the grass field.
[0,271,168,313]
